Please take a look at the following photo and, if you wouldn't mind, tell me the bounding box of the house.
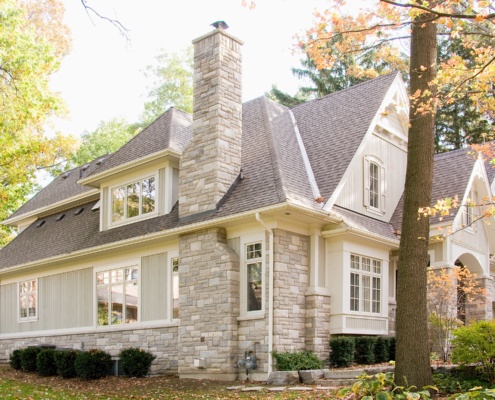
[0,23,494,381]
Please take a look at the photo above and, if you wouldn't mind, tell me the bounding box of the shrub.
[9,349,23,370]
[20,347,41,372]
[271,350,323,371]
[54,349,79,379]
[74,349,111,380]
[355,336,376,365]
[388,336,396,361]
[36,349,57,376]
[452,320,495,384]
[329,336,355,368]
[119,348,156,377]
[374,336,389,363]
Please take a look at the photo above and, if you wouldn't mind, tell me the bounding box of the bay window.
[350,254,381,314]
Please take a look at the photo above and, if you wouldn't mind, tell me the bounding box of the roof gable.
[292,72,401,205]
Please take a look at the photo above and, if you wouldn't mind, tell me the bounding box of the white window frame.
[364,156,386,214]
[465,190,478,231]
[18,278,38,322]
[108,173,159,228]
[240,235,265,317]
[169,252,179,321]
[94,261,140,328]
[350,254,382,314]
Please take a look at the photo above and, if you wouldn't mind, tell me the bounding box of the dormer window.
[364,156,385,214]
[111,176,156,224]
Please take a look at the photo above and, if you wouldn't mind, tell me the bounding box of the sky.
[50,0,330,137]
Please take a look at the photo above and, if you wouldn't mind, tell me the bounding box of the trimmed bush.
[9,349,23,370]
[271,350,323,371]
[54,349,79,379]
[20,347,41,372]
[74,349,111,380]
[329,336,355,367]
[388,336,396,361]
[374,336,390,363]
[36,349,57,376]
[119,348,156,377]
[355,336,376,365]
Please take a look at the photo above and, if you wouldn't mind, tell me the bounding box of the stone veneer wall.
[179,27,243,218]
[178,227,240,380]
[272,229,310,352]
[305,293,331,359]
[0,327,178,374]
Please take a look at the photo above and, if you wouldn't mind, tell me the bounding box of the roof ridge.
[258,97,288,203]
[292,71,400,110]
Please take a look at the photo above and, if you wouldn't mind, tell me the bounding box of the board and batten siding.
[141,252,168,322]
[0,268,93,334]
[336,132,407,221]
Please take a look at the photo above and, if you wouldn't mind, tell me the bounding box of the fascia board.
[78,149,182,187]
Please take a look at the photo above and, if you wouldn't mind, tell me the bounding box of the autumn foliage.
[427,266,486,362]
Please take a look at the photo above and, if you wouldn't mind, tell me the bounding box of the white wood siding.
[336,132,407,221]
[0,269,93,334]
[141,252,168,322]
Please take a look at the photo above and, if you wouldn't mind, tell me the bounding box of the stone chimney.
[179,22,243,218]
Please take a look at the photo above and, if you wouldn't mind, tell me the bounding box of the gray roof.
[5,157,103,222]
[390,147,478,230]
[292,72,399,202]
[332,206,399,242]
[0,74,401,269]
[86,107,192,178]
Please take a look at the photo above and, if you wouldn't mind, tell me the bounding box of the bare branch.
[80,0,130,42]
[381,0,495,20]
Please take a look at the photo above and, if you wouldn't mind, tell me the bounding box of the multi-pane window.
[97,267,138,326]
[369,161,380,209]
[466,190,477,228]
[246,242,263,312]
[19,280,37,320]
[111,176,156,223]
[350,255,381,314]
[171,257,179,319]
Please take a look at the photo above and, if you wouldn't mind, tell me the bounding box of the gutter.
[255,212,274,375]
[321,226,399,247]
[0,202,342,276]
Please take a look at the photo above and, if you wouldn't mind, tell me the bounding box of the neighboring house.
[0,23,494,381]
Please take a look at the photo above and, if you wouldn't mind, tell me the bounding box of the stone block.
[267,371,300,385]
[299,369,325,384]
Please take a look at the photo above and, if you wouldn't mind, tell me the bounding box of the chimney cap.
[211,21,229,30]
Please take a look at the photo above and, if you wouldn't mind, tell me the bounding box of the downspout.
[255,212,274,375]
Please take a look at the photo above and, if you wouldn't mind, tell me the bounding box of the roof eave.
[78,148,183,188]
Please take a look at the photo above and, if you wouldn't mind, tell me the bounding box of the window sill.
[108,211,160,230]
[17,317,38,324]
[365,206,385,217]
[237,312,265,321]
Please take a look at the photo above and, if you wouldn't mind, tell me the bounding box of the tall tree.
[66,118,140,168]
[435,36,494,152]
[269,37,408,107]
[303,0,495,388]
[0,0,75,245]
[140,47,193,126]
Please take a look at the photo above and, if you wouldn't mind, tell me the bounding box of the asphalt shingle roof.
[390,147,479,230]
[292,72,399,202]
[0,74,404,268]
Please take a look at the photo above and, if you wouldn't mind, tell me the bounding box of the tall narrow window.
[466,190,477,229]
[97,266,138,326]
[19,279,37,320]
[369,162,380,209]
[171,257,179,319]
[349,254,382,314]
[246,242,263,312]
[111,176,156,223]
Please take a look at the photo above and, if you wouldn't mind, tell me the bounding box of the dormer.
[78,108,192,231]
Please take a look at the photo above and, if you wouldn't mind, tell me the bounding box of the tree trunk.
[395,9,437,389]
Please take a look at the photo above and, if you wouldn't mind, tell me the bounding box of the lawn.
[0,366,337,399]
